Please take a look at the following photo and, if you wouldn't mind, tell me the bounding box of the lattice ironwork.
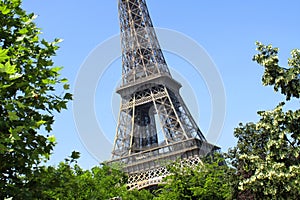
[127,156,203,190]
[112,77,207,159]
[108,0,220,190]
[119,0,170,86]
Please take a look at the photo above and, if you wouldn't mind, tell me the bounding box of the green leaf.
[16,101,25,109]
[0,48,9,62]
[54,38,64,44]
[47,135,56,143]
[9,128,21,141]
[71,151,80,160]
[63,93,73,100]
[42,78,56,85]
[63,84,70,90]
[0,143,8,153]
[36,120,46,128]
[0,5,11,15]
[51,66,63,73]
[0,62,17,74]
[59,101,67,110]
[8,111,19,121]
[61,78,68,83]
[45,124,53,132]
[1,83,13,89]
[18,28,28,34]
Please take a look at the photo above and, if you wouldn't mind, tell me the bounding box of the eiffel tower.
[108,0,219,190]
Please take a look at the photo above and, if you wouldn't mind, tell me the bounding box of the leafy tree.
[28,158,128,199]
[18,152,153,200]
[0,0,72,198]
[123,189,154,200]
[155,154,233,200]
[228,42,300,199]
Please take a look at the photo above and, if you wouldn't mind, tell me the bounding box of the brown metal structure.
[108,0,219,190]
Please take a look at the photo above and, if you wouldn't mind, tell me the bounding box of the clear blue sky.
[22,0,300,169]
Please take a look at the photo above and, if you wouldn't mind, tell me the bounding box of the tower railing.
[108,138,219,174]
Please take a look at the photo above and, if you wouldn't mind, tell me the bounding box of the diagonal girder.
[111,84,207,159]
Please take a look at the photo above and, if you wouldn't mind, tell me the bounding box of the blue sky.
[22,0,300,169]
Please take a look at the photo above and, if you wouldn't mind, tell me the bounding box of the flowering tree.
[228,42,300,199]
[155,154,233,200]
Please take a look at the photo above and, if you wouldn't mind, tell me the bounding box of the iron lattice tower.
[109,0,219,190]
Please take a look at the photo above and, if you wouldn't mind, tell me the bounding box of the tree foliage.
[255,42,300,100]
[2,0,299,198]
[0,0,72,197]
[228,42,300,199]
[29,157,128,199]
[155,154,233,200]
[15,153,153,199]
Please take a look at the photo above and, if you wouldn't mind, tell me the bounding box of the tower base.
[107,138,220,190]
